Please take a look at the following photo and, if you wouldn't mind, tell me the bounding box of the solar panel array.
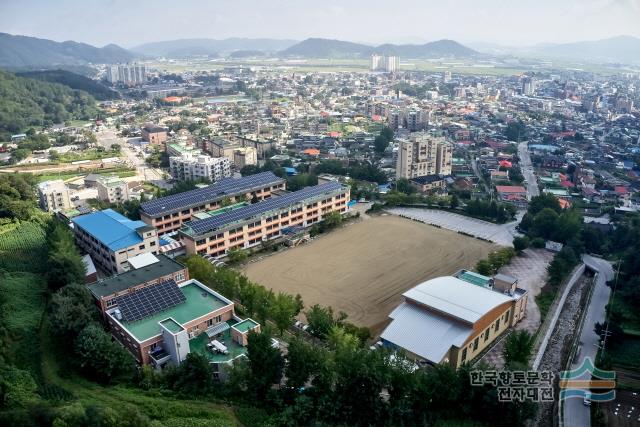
[116,279,186,322]
[186,182,344,237]
[140,172,284,216]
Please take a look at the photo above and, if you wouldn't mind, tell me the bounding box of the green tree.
[513,236,530,252]
[49,284,98,339]
[285,337,324,390]
[374,135,389,153]
[271,292,299,335]
[531,208,559,239]
[227,247,248,265]
[476,259,494,276]
[11,148,31,163]
[46,221,86,290]
[395,178,416,195]
[380,127,394,141]
[170,352,214,395]
[450,194,459,208]
[503,330,534,367]
[247,331,284,399]
[528,193,561,215]
[323,211,343,228]
[305,304,336,339]
[74,324,134,383]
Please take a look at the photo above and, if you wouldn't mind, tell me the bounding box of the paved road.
[563,255,614,427]
[518,141,540,200]
[387,207,520,246]
[96,129,172,190]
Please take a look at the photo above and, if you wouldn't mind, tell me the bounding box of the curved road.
[563,255,614,427]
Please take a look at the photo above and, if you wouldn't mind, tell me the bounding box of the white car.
[583,391,592,406]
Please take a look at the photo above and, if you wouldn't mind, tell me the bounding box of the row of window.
[461,310,511,363]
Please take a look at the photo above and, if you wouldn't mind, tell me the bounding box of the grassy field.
[56,148,120,163]
[38,319,239,426]
[244,215,496,334]
[0,221,47,272]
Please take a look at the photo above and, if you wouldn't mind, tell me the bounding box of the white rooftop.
[380,302,472,363]
[402,276,513,324]
[127,253,160,270]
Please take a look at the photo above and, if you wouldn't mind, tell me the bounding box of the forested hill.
[0,32,134,67]
[0,70,98,140]
[17,69,120,100]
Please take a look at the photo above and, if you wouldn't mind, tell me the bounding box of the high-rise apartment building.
[169,154,232,182]
[396,133,452,179]
[370,54,399,72]
[106,64,147,85]
[522,77,535,96]
[37,180,72,212]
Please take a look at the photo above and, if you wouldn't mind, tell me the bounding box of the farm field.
[0,221,47,272]
[244,215,496,334]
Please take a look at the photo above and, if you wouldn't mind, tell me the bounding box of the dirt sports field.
[243,215,497,334]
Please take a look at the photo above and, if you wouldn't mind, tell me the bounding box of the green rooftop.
[458,271,492,288]
[160,318,183,334]
[233,318,259,333]
[189,320,248,363]
[121,282,230,342]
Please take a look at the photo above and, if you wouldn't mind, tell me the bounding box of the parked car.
[583,391,592,406]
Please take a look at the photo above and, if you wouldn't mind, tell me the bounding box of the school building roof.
[72,209,149,252]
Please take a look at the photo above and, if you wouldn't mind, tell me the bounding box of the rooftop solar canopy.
[115,279,186,322]
[184,182,344,237]
[140,172,284,217]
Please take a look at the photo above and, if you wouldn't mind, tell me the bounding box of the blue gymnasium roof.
[140,172,285,217]
[72,209,148,251]
[183,182,344,237]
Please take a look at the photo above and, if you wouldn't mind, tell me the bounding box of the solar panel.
[184,182,344,237]
[116,279,186,322]
[140,172,284,217]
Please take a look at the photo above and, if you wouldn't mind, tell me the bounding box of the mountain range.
[131,38,298,57]
[1,32,640,68]
[0,33,134,68]
[470,35,640,64]
[281,38,479,59]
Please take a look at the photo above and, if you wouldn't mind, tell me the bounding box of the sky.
[1,0,640,48]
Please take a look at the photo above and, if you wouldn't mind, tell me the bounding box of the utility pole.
[601,259,622,355]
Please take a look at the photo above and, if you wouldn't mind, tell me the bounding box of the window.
[495,319,500,330]
[175,272,185,282]
[473,337,479,351]
[215,315,222,323]
[106,299,117,308]
[461,348,467,362]
[484,329,490,342]
[207,318,213,327]
[139,244,145,250]
[504,311,510,323]
[150,241,156,247]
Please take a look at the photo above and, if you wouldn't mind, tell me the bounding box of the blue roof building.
[72,209,159,274]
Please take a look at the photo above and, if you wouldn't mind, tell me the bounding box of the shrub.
[530,237,546,248]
